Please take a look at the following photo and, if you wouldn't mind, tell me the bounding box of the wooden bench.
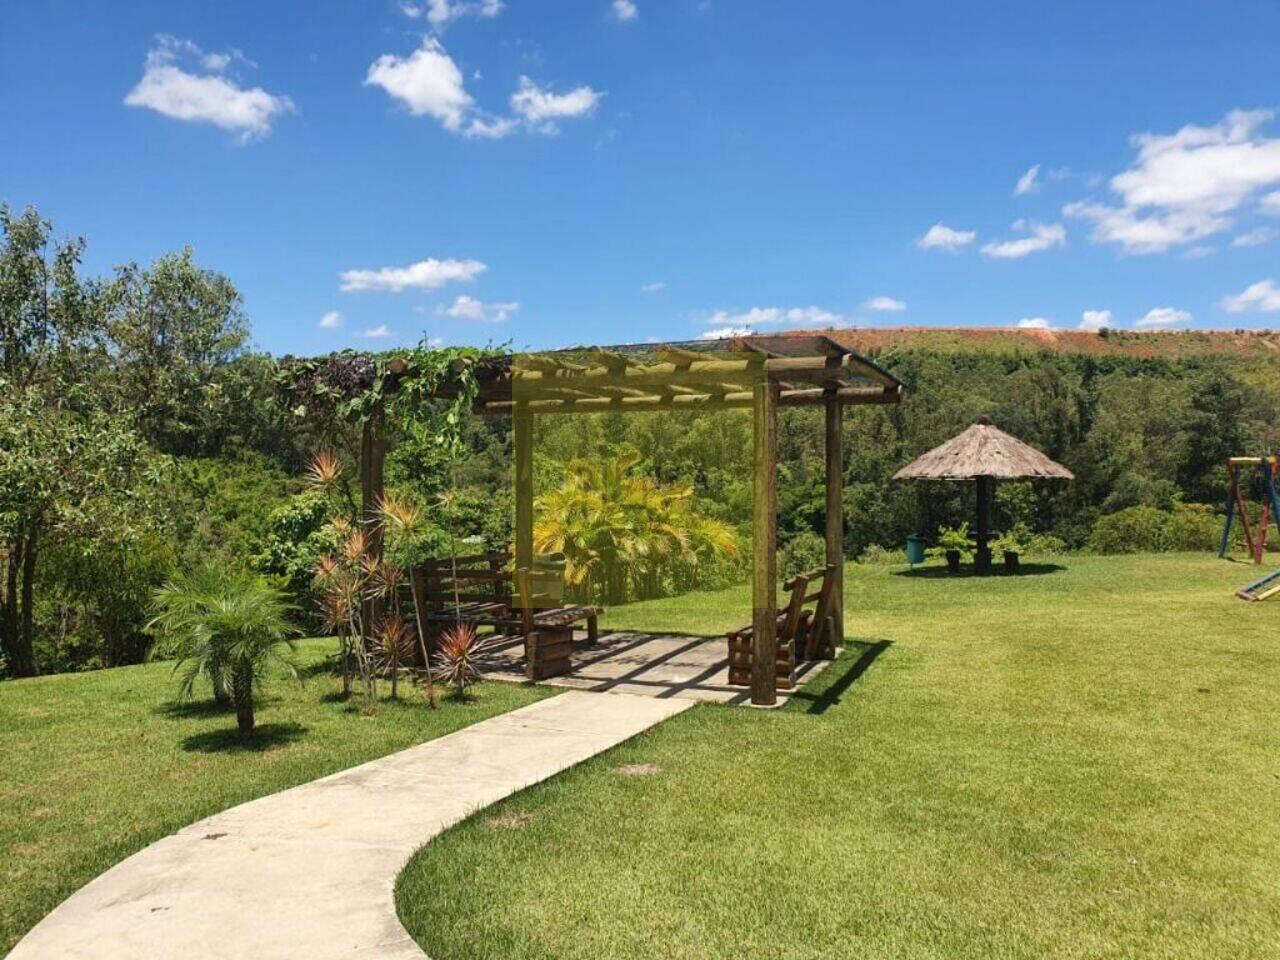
[411,552,513,658]
[726,563,838,690]
[412,552,601,678]
[515,559,601,681]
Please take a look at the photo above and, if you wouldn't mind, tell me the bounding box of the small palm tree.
[150,567,300,741]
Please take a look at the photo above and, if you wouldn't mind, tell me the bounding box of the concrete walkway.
[9,691,691,960]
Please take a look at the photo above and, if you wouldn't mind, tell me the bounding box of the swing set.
[1218,455,1280,600]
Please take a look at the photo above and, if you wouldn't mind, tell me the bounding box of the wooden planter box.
[726,636,796,690]
[525,627,573,681]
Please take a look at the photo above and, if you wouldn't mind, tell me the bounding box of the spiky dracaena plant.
[315,527,379,711]
[150,567,299,740]
[316,557,357,697]
[377,492,438,708]
[436,622,486,700]
[374,613,415,699]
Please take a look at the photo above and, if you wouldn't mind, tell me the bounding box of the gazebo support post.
[751,380,779,706]
[823,393,844,653]
[514,403,534,573]
[975,475,995,574]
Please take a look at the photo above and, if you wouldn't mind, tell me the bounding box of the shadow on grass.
[298,657,340,681]
[181,722,308,753]
[154,698,234,720]
[784,639,891,716]
[893,562,1066,579]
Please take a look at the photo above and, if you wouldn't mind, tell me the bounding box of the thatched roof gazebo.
[893,418,1073,572]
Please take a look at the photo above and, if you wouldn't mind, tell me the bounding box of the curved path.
[9,691,690,959]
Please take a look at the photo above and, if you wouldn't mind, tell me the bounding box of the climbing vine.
[274,342,504,454]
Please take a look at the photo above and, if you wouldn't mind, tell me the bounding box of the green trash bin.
[905,535,926,566]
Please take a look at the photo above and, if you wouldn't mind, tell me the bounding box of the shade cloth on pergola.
[892,418,1073,571]
[360,334,906,706]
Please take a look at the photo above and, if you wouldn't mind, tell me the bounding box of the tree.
[0,206,161,675]
[150,566,299,740]
[106,248,250,456]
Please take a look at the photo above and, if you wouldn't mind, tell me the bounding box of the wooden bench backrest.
[414,552,511,607]
[515,554,568,633]
[780,563,838,645]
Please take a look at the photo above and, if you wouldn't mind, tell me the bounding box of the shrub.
[1087,503,1221,554]
[1164,502,1220,551]
[993,522,1067,558]
[857,543,898,565]
[1087,506,1170,553]
[780,531,827,581]
[252,491,342,613]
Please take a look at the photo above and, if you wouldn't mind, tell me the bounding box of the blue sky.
[3,1,1280,355]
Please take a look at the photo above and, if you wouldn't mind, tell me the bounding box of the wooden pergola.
[366,334,905,706]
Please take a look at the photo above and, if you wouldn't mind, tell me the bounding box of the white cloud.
[1079,309,1113,332]
[612,0,639,20]
[1262,191,1280,215]
[865,295,906,312]
[699,326,754,340]
[918,222,976,251]
[702,305,845,332]
[1065,109,1280,253]
[362,324,394,338]
[441,294,519,322]
[365,38,477,133]
[425,0,503,28]
[1017,317,1051,329]
[510,76,604,132]
[319,311,342,329]
[1136,307,1193,328]
[981,221,1066,259]
[1015,164,1041,196]
[1184,245,1216,260]
[366,40,599,138]
[641,281,666,293]
[339,257,486,293]
[1231,226,1277,248]
[784,306,844,326]
[123,36,292,141]
[1221,279,1280,313]
[424,335,445,347]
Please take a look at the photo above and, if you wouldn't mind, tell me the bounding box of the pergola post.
[824,394,844,652]
[751,380,779,706]
[514,403,534,572]
[360,401,387,633]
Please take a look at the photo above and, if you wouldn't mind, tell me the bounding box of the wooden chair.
[726,563,838,690]
[514,555,601,681]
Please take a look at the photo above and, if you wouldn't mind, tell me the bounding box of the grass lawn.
[0,639,550,955]
[397,553,1280,960]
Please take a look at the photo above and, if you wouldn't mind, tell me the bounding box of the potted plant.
[936,523,972,574]
[993,529,1024,571]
